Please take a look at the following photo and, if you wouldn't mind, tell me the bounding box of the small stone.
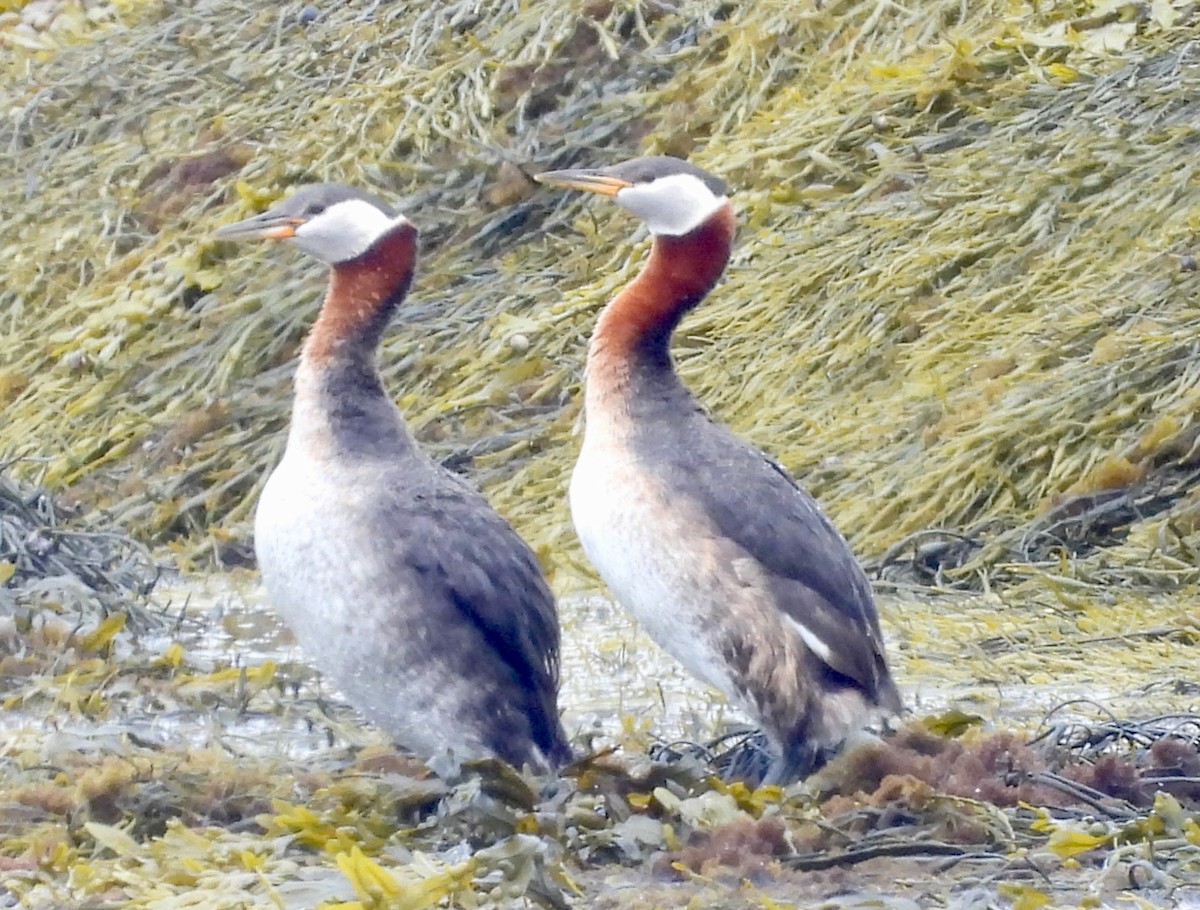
[61,350,87,373]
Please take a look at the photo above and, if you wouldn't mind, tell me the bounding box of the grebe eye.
[303,202,326,217]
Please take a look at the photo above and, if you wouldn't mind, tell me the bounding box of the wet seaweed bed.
[4,470,1200,909]
[6,0,1200,906]
[5,0,1200,586]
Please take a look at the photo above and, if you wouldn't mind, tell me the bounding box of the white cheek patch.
[293,199,406,264]
[616,173,726,236]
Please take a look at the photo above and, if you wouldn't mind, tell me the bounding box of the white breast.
[253,451,383,683]
[569,433,740,701]
[253,448,489,760]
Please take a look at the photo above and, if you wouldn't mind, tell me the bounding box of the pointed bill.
[213,210,304,241]
[533,168,632,196]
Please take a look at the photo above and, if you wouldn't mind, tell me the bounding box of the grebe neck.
[291,220,420,459]
[586,201,735,409]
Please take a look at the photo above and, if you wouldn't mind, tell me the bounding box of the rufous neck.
[302,220,419,367]
[586,200,735,398]
[290,220,420,460]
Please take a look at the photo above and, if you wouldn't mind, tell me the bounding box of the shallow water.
[126,572,1200,759]
[143,575,743,754]
[5,566,1196,767]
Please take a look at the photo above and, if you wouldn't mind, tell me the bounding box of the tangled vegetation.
[5,0,1200,907]
[4,538,1200,908]
[2,0,1199,588]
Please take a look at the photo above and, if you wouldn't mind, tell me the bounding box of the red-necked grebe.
[215,183,571,772]
[535,156,901,783]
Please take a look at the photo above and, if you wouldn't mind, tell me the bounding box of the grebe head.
[535,155,728,237]
[214,183,409,264]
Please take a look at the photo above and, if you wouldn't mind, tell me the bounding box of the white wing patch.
[786,615,835,667]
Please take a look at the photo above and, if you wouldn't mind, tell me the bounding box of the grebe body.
[537,157,900,781]
[216,183,570,771]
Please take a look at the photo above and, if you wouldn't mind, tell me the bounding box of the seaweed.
[0,458,160,624]
[7,2,1200,907]
[3,0,1200,590]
